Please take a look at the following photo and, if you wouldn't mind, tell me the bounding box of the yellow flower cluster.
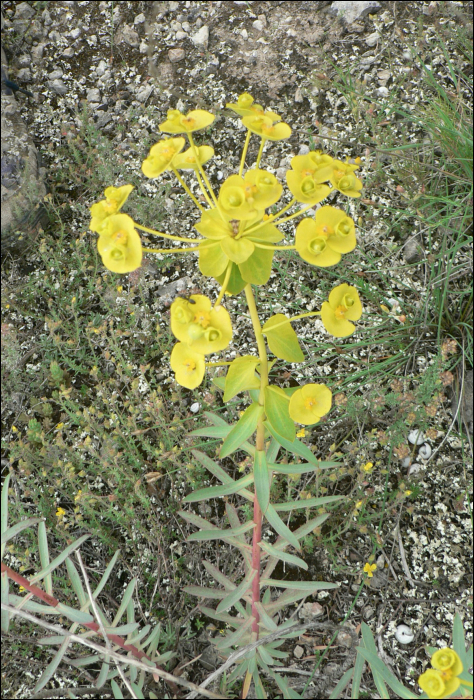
[418,649,463,699]
[169,295,232,389]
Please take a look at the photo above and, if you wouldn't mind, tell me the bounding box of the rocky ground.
[1,1,473,698]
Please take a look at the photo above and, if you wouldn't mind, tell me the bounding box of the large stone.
[329,1,381,24]
[1,49,48,255]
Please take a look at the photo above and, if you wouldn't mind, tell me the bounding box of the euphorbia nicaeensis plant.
[90,93,365,697]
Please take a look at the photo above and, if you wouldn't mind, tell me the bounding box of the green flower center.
[342,294,354,308]
[205,327,221,343]
[336,219,352,237]
[338,175,353,190]
[110,248,125,260]
[187,323,205,341]
[301,176,316,194]
[309,237,327,255]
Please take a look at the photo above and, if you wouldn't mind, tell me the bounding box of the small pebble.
[408,463,423,476]
[190,402,200,413]
[401,456,411,468]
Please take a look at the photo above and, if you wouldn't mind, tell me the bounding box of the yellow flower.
[218,170,282,220]
[362,462,373,472]
[170,342,206,389]
[90,184,134,234]
[242,113,291,141]
[296,428,306,438]
[288,151,335,188]
[226,93,265,117]
[159,108,215,134]
[56,507,66,519]
[170,295,233,355]
[97,214,142,274]
[418,650,463,700]
[363,562,377,577]
[295,206,357,267]
[141,137,186,178]
[321,284,363,338]
[289,384,332,425]
[172,145,215,170]
[355,500,363,509]
[330,160,363,198]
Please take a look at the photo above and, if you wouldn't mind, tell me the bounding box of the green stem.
[213,264,232,308]
[239,129,252,177]
[255,137,266,168]
[244,284,269,407]
[195,171,213,208]
[262,311,322,333]
[142,246,199,254]
[134,223,194,244]
[188,133,219,208]
[171,165,205,211]
[252,242,296,251]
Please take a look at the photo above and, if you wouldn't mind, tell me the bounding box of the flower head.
[330,160,363,198]
[363,562,377,578]
[226,93,265,118]
[141,137,186,178]
[218,170,282,220]
[295,206,357,267]
[170,343,205,389]
[172,145,214,170]
[321,284,362,337]
[97,214,142,274]
[90,184,134,234]
[159,108,215,134]
[418,649,463,699]
[242,113,291,141]
[289,384,332,425]
[170,295,232,355]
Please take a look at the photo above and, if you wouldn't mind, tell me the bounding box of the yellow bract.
[418,649,463,700]
[321,283,362,337]
[226,92,265,118]
[242,114,291,141]
[218,170,282,220]
[172,145,215,170]
[97,214,142,274]
[170,295,232,355]
[141,137,186,178]
[159,108,215,134]
[295,206,357,267]
[288,384,332,425]
[170,342,205,390]
[330,160,363,198]
[89,184,134,234]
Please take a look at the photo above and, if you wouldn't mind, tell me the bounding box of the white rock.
[241,28,248,40]
[175,31,187,40]
[253,19,264,31]
[376,86,389,97]
[87,88,101,103]
[418,443,432,460]
[190,402,200,413]
[134,13,146,25]
[401,457,411,468]
[366,31,380,46]
[191,25,209,49]
[329,1,381,25]
[298,144,310,155]
[395,624,414,644]
[408,429,425,445]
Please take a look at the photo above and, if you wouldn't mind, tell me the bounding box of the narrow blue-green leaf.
[269,460,339,474]
[274,495,344,511]
[111,578,136,627]
[153,651,175,666]
[220,403,263,459]
[228,658,248,684]
[93,549,121,599]
[266,438,280,463]
[360,622,390,698]
[270,669,303,699]
[261,579,338,592]
[254,602,278,632]
[96,658,111,689]
[55,602,94,624]
[29,534,90,583]
[184,585,227,599]
[452,612,471,668]
[212,376,226,392]
[259,541,308,571]
[215,615,254,650]
[187,521,255,542]
[127,624,151,646]
[33,638,71,694]
[203,561,236,590]
[1,473,11,551]
[189,425,230,438]
[1,517,42,546]
[201,413,256,458]
[329,668,354,699]
[8,594,62,615]
[264,422,318,464]
[130,682,145,699]
[351,636,365,698]
[183,473,254,503]
[65,557,87,607]
[254,669,267,699]
[1,571,10,633]
[356,648,419,698]
[37,635,69,646]
[192,448,234,484]
[178,509,215,530]
[265,503,300,551]
[216,569,257,613]
[111,679,124,699]
[257,644,279,666]
[254,450,270,514]
[104,622,140,636]
[37,522,53,597]
[198,605,246,628]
